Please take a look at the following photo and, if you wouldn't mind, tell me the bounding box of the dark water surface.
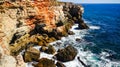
[81,4,120,61]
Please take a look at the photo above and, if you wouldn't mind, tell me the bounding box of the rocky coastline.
[0,0,89,67]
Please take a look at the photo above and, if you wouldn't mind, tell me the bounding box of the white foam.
[63,58,83,67]
[26,24,120,67]
[40,52,54,59]
[84,19,92,23]
[26,63,33,67]
[89,26,100,30]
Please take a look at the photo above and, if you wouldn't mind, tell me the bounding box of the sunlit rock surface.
[0,0,87,67]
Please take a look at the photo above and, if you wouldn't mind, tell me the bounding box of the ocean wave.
[89,26,101,30]
[26,24,120,67]
[63,25,120,67]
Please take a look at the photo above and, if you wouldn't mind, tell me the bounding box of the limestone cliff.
[0,0,88,67]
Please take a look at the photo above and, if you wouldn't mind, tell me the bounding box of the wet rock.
[55,45,77,62]
[78,22,89,29]
[34,58,56,67]
[56,61,66,67]
[23,47,40,62]
[78,19,89,29]
[0,1,88,67]
[77,57,88,67]
[45,45,56,54]
[40,46,47,52]
[76,38,81,42]
[68,31,75,35]
[56,42,62,46]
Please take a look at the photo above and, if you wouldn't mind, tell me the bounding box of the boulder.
[56,61,66,67]
[46,37,56,43]
[76,38,81,42]
[68,31,75,35]
[23,47,40,62]
[34,58,56,67]
[55,45,77,62]
[38,40,49,46]
[78,22,89,29]
[78,19,89,29]
[56,42,62,46]
[45,45,56,54]
[40,46,47,52]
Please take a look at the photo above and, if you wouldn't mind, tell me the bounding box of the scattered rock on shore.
[45,45,56,54]
[0,0,89,66]
[55,45,77,62]
[76,38,81,42]
[56,61,66,67]
[34,58,56,67]
[78,19,89,29]
[23,47,40,62]
[40,46,48,52]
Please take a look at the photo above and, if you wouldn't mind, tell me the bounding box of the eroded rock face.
[55,45,77,62]
[34,58,56,67]
[78,19,89,29]
[63,2,89,29]
[0,55,16,67]
[23,47,40,62]
[16,55,26,67]
[0,0,88,66]
[0,45,16,67]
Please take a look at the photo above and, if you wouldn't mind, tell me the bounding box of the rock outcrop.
[34,58,56,67]
[0,0,88,66]
[62,2,89,29]
[45,45,56,54]
[55,45,77,62]
[23,47,40,62]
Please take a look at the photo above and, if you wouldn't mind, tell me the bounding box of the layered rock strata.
[0,0,88,67]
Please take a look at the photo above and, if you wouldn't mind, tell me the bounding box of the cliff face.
[0,0,88,67]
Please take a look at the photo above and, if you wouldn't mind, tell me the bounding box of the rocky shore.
[0,0,88,67]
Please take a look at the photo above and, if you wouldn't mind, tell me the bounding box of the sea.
[62,4,120,67]
[26,4,120,67]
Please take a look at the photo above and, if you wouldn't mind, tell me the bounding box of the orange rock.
[25,1,56,30]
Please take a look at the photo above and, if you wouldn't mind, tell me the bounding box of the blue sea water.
[82,4,120,61]
[61,4,120,67]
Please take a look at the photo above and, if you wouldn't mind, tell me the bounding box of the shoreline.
[0,0,89,67]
